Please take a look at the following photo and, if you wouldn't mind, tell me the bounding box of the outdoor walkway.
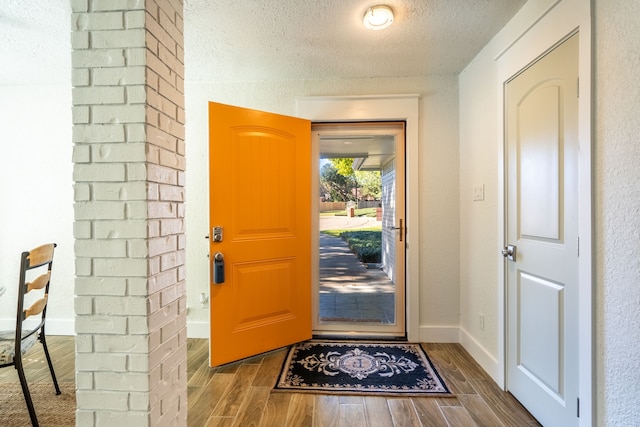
[318,215,380,231]
[319,233,395,324]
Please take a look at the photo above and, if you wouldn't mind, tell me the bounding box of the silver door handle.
[502,245,516,261]
[387,219,404,242]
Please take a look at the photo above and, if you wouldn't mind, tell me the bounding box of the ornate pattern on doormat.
[273,341,451,396]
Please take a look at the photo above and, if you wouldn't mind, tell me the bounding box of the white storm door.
[505,33,579,427]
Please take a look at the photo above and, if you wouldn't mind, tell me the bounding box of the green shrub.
[339,230,381,263]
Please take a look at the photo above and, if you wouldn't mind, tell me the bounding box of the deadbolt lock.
[212,226,223,242]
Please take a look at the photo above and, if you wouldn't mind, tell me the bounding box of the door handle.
[502,245,516,261]
[213,252,225,284]
[387,219,404,242]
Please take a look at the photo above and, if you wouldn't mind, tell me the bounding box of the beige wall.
[457,0,570,382]
[0,85,75,333]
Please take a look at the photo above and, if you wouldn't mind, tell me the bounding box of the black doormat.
[273,341,451,397]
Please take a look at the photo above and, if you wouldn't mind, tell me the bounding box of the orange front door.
[208,102,312,366]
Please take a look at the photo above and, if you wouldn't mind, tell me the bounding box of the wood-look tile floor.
[187,341,541,427]
[0,336,542,426]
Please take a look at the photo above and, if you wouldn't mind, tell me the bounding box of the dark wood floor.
[0,336,541,426]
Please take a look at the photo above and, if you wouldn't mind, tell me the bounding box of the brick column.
[71,1,186,425]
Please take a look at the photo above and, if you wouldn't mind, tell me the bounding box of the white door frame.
[496,0,593,425]
[297,95,420,342]
[312,122,406,337]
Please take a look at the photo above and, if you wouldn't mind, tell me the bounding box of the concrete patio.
[318,227,396,324]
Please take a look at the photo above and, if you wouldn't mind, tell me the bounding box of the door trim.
[312,121,406,337]
[496,0,592,425]
[297,95,420,342]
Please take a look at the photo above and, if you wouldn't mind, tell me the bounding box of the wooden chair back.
[15,243,56,349]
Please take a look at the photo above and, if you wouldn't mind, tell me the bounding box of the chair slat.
[27,272,51,292]
[24,295,48,319]
[27,243,56,268]
[4,242,60,426]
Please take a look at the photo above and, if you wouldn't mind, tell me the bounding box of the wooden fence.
[319,201,380,212]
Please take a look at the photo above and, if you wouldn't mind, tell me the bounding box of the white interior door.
[505,33,579,426]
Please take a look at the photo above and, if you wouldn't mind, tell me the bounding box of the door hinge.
[577,397,580,417]
[577,77,580,98]
[577,236,580,257]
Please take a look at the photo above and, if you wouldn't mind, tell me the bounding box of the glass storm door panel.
[313,122,406,338]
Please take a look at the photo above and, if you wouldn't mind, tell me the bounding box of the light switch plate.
[473,184,485,201]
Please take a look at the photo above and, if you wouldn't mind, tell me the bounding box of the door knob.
[213,252,225,284]
[502,245,516,261]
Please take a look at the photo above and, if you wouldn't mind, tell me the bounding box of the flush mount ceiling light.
[363,5,394,30]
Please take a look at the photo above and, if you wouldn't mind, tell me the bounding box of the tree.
[323,158,383,202]
[319,162,356,201]
[355,170,382,200]
[330,158,355,177]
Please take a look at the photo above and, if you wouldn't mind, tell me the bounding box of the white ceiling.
[0,0,71,85]
[184,0,526,82]
[0,0,525,86]
[318,122,406,169]
[320,134,396,170]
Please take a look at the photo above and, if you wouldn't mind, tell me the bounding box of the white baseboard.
[458,327,501,386]
[0,318,209,339]
[187,321,209,338]
[418,325,459,343]
[0,318,75,335]
[46,319,76,335]
[0,318,14,331]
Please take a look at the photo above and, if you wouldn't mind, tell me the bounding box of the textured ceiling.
[184,0,526,82]
[0,0,71,85]
[0,0,526,86]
